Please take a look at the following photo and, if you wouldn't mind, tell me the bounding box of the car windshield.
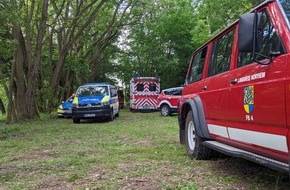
[279,0,290,28]
[76,86,109,96]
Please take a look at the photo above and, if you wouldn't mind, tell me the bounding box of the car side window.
[238,10,285,67]
[164,90,171,95]
[208,29,235,77]
[173,88,182,95]
[188,47,207,83]
[164,88,182,96]
[110,87,117,97]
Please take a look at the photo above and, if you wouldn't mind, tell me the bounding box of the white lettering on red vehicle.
[245,115,254,121]
[237,72,266,83]
[238,75,251,83]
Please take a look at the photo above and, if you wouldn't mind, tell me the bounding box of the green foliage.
[0,84,7,116]
[116,0,195,89]
[191,0,260,46]
[0,126,21,140]
[0,1,15,81]
[116,0,259,89]
[0,0,267,120]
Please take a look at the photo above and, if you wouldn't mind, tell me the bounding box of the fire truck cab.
[178,0,290,176]
[129,77,160,111]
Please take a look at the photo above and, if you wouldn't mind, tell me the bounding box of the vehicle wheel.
[185,111,212,160]
[160,104,171,116]
[179,128,185,144]
[73,118,80,124]
[107,109,114,121]
[116,109,120,117]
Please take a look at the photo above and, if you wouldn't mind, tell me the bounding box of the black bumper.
[72,106,111,119]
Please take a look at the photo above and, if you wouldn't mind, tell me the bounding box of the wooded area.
[0,0,261,123]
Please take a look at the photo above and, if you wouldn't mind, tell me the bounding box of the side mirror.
[238,12,263,52]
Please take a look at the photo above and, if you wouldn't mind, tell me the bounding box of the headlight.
[101,101,110,106]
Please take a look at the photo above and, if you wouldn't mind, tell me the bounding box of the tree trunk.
[50,49,67,102]
[50,0,107,100]
[0,98,5,115]
[13,25,27,120]
[25,0,49,118]
[6,59,16,123]
[66,69,75,96]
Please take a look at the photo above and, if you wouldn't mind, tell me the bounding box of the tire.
[179,128,185,144]
[160,104,171,116]
[116,109,120,117]
[107,109,114,121]
[73,118,80,124]
[185,111,212,160]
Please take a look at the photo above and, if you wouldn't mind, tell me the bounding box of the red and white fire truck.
[129,77,160,111]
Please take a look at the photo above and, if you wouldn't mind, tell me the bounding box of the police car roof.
[82,82,111,86]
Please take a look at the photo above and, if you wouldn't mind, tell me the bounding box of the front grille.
[76,106,103,111]
[78,102,101,107]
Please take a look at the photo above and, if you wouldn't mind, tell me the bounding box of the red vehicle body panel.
[117,89,124,109]
[178,0,290,166]
[157,87,183,116]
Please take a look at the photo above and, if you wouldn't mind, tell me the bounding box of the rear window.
[149,84,157,92]
[137,84,144,92]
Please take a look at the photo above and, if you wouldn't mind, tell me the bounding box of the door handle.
[202,86,207,90]
[230,79,238,84]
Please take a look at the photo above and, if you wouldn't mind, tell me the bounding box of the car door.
[226,9,288,161]
[110,86,119,114]
[199,28,236,139]
[170,87,183,107]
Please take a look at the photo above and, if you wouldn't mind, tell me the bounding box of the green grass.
[0,109,289,190]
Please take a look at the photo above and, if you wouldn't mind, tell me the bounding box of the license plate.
[84,113,95,117]
[139,106,153,109]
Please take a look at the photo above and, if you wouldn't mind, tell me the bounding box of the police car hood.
[77,95,105,104]
[61,102,73,109]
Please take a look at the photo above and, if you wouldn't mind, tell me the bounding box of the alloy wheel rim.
[161,106,169,115]
[188,120,196,150]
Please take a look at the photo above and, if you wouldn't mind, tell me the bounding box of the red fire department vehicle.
[157,87,183,116]
[178,0,290,176]
[117,88,124,109]
[129,77,160,111]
